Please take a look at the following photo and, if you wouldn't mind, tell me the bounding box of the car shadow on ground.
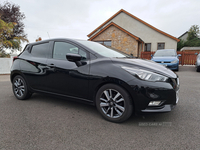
[29,93,176,126]
[29,93,99,115]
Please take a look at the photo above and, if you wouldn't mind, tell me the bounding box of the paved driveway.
[0,66,200,150]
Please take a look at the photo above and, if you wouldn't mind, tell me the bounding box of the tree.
[184,38,200,47]
[177,39,185,51]
[0,18,14,52]
[0,1,28,53]
[177,25,200,51]
[187,25,200,41]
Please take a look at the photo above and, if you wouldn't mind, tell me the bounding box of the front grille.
[156,61,171,63]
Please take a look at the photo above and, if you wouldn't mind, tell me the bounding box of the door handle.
[48,63,55,67]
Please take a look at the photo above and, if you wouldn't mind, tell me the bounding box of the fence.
[140,51,198,65]
[0,54,17,74]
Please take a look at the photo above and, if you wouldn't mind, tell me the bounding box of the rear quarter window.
[31,43,49,58]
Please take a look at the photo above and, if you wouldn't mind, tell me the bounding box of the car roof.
[28,38,85,45]
[27,38,98,54]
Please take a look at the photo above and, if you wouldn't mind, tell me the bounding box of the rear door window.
[31,43,49,58]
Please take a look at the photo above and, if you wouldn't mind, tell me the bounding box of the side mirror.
[66,53,82,62]
[195,53,198,55]
[178,54,181,57]
[66,53,82,66]
[151,54,153,57]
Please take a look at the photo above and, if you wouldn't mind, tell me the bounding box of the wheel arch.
[11,71,33,92]
[92,77,136,110]
[11,71,23,83]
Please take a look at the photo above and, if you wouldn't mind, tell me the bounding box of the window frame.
[157,43,165,50]
[144,43,151,52]
[95,40,112,47]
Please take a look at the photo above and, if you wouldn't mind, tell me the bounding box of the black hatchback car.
[11,38,180,122]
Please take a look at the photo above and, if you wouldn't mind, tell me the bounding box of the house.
[178,31,188,41]
[87,9,180,57]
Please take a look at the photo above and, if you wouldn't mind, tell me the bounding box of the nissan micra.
[11,38,180,122]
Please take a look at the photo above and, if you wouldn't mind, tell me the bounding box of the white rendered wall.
[90,12,178,51]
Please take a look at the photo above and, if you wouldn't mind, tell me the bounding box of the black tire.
[196,66,200,72]
[96,84,133,123]
[12,75,32,100]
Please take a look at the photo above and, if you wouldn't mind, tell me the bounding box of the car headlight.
[122,66,168,82]
[171,60,178,63]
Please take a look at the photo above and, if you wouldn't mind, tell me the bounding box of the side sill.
[32,88,94,105]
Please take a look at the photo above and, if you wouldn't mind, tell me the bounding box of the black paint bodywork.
[10,38,179,113]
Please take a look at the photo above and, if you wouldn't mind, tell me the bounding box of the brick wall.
[92,25,139,57]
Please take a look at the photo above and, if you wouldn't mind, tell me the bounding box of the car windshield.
[154,49,176,57]
[77,40,127,58]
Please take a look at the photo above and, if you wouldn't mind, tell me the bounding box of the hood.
[151,56,178,61]
[111,58,177,78]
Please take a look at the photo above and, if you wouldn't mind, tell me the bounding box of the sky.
[2,0,200,51]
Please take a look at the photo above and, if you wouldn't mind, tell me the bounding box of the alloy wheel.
[13,78,25,98]
[100,89,125,119]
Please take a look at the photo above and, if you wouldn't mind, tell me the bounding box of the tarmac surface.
[0,66,200,150]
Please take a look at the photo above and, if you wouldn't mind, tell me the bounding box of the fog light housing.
[148,101,162,106]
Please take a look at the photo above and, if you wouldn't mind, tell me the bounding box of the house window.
[144,43,151,52]
[157,43,165,50]
[95,40,112,47]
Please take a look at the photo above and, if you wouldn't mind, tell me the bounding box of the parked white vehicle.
[195,53,200,72]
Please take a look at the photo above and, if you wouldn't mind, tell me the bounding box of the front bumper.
[141,104,175,112]
[128,77,179,113]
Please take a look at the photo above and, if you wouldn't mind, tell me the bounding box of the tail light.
[13,56,18,62]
